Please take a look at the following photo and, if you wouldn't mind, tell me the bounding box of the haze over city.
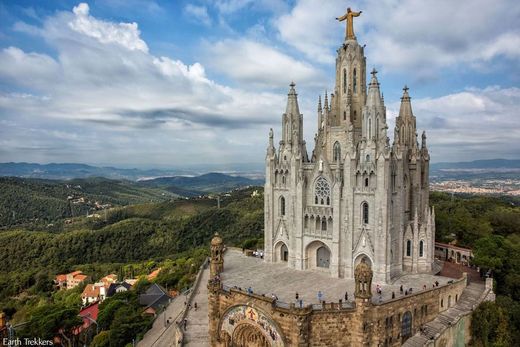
[1,0,519,168]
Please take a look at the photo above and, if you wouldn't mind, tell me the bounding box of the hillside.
[139,172,263,194]
[0,173,263,229]
[0,187,263,299]
[0,177,175,228]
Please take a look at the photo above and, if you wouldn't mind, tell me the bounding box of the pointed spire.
[421,130,427,148]
[398,85,413,118]
[324,90,328,111]
[366,68,382,107]
[285,81,300,116]
[318,95,322,113]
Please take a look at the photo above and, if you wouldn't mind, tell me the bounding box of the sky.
[0,0,519,168]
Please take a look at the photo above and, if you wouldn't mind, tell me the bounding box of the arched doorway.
[232,323,270,347]
[274,241,289,263]
[305,241,332,271]
[317,246,330,268]
[281,244,288,262]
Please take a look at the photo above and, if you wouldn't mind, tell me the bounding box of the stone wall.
[209,274,469,346]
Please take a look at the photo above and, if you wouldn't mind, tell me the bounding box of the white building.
[264,29,434,283]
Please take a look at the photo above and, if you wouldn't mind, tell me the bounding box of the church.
[263,8,434,283]
[204,10,495,347]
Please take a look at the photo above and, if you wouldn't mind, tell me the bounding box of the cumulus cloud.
[0,3,284,166]
[69,3,148,52]
[206,39,324,87]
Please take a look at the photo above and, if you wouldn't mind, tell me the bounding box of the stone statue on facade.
[354,258,373,299]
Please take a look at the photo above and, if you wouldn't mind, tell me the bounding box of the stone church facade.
[264,21,434,283]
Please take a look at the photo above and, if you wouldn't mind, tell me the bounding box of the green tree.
[471,301,511,347]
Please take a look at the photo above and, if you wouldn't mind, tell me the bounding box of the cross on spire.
[371,68,378,77]
[403,85,409,93]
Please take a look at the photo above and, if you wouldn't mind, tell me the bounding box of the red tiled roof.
[82,284,100,298]
[69,270,83,276]
[74,274,88,281]
[73,303,99,335]
[55,274,67,282]
[147,268,161,281]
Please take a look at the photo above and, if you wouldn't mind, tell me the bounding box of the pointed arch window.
[419,240,424,257]
[280,196,286,216]
[353,68,357,93]
[368,118,372,139]
[315,177,331,205]
[343,68,347,94]
[333,142,341,162]
[343,111,347,120]
[406,240,412,257]
[321,219,327,231]
[362,202,369,224]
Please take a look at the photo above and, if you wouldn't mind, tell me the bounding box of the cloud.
[0,3,285,166]
[206,39,324,87]
[274,0,344,64]
[183,4,212,27]
[69,3,148,52]
[274,0,520,76]
[386,87,520,162]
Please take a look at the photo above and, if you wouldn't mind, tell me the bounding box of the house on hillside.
[81,284,107,305]
[73,302,99,338]
[100,274,118,287]
[55,270,88,290]
[139,283,172,316]
[106,282,131,297]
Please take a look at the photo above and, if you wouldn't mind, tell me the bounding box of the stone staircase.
[183,267,210,346]
[403,282,485,346]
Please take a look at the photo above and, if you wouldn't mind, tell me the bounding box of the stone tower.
[210,233,224,278]
[264,15,434,283]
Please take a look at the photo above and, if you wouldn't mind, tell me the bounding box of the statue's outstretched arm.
[336,13,348,21]
[352,11,362,17]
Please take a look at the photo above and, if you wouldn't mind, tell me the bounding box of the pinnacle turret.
[398,85,413,118]
[285,81,300,116]
[366,68,382,107]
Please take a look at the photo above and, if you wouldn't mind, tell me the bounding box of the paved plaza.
[222,249,452,305]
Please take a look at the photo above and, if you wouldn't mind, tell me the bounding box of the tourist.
[423,284,427,290]
[378,295,382,304]
[299,299,303,308]
[183,318,188,330]
[317,291,323,303]
[400,285,403,294]
[344,291,348,301]
[247,287,253,295]
[405,290,408,295]
[435,281,439,287]
[194,302,198,311]
[295,292,299,301]
[392,292,395,299]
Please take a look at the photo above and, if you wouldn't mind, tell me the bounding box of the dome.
[211,233,223,246]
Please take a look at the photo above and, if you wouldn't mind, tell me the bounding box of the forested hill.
[0,177,175,228]
[0,188,264,300]
[139,172,263,195]
[0,174,263,228]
